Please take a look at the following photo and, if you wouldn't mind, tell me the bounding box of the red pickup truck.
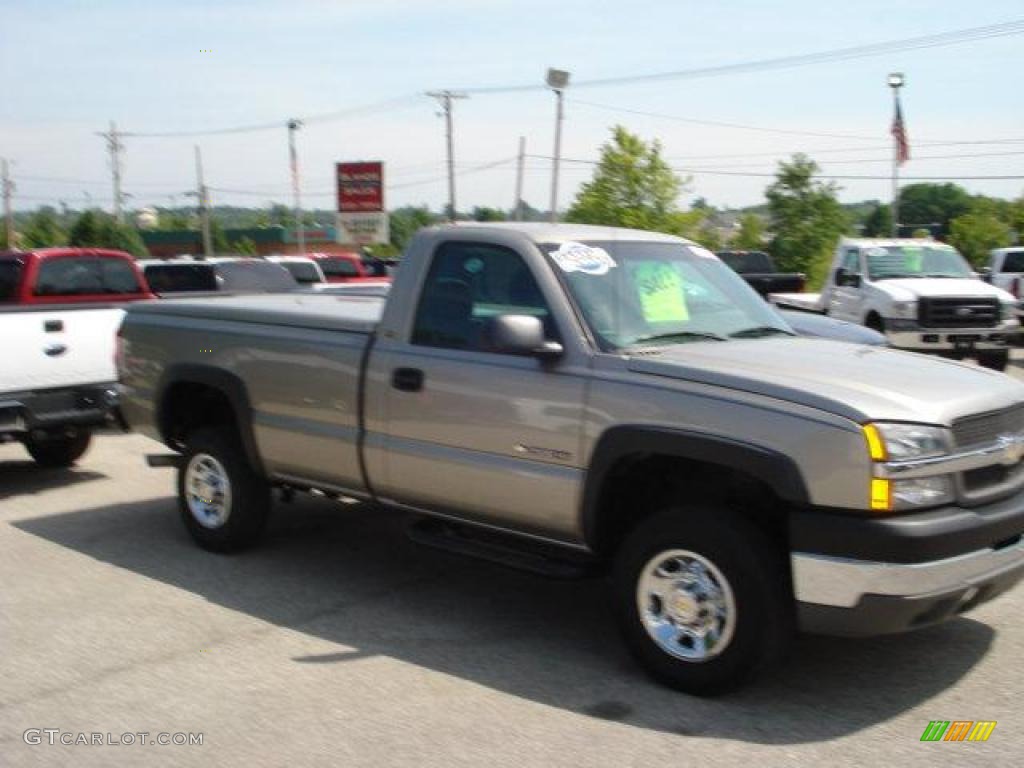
[308,252,392,284]
[0,247,153,305]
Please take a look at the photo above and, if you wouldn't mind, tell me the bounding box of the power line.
[529,154,1024,180]
[455,19,1024,93]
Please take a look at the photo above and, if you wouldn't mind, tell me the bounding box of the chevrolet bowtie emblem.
[996,434,1024,465]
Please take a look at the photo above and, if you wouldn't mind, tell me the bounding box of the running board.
[146,453,182,468]
[407,518,597,579]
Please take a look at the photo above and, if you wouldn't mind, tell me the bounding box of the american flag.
[891,99,910,166]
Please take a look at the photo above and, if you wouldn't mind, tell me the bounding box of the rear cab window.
[33,256,144,297]
[319,257,361,278]
[144,263,218,293]
[0,258,24,301]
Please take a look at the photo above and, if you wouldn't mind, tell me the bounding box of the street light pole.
[427,91,467,222]
[288,119,305,254]
[888,72,905,238]
[546,69,570,224]
[194,145,213,258]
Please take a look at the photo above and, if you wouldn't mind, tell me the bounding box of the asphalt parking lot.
[3,360,1024,766]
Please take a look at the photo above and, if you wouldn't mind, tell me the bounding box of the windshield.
[865,244,973,280]
[0,258,23,301]
[541,241,791,352]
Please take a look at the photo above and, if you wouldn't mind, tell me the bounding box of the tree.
[896,183,971,237]
[861,203,893,237]
[389,206,437,252]
[209,219,231,253]
[230,236,257,256]
[566,126,689,233]
[948,200,1012,266]
[765,154,849,282]
[20,207,67,248]
[471,206,506,222]
[732,213,766,250]
[68,210,148,257]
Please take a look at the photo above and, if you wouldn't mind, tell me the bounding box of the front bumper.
[886,320,1018,352]
[790,494,1024,636]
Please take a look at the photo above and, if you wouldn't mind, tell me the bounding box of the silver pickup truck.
[118,223,1024,695]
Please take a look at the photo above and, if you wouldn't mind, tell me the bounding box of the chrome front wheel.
[636,549,737,662]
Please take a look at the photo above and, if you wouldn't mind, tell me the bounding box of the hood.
[874,277,1014,302]
[627,337,1024,424]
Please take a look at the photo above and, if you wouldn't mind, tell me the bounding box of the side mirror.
[979,266,993,283]
[483,314,563,361]
[835,268,861,288]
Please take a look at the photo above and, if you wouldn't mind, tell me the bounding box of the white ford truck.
[771,238,1018,370]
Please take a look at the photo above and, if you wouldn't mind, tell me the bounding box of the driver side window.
[411,241,554,353]
[842,249,861,275]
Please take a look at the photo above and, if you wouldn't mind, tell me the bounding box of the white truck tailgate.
[0,307,123,394]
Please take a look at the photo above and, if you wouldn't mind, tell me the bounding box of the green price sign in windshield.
[633,262,689,323]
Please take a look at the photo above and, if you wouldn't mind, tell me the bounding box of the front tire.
[977,349,1009,371]
[612,506,793,695]
[24,429,92,467]
[178,427,270,553]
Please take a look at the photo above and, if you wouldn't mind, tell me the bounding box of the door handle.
[43,343,67,357]
[391,367,424,392]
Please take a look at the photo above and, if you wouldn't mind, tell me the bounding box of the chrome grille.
[952,405,1024,448]
[918,297,999,328]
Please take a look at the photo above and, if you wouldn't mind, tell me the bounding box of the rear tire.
[24,429,92,468]
[977,349,1009,371]
[611,505,793,695]
[178,426,270,553]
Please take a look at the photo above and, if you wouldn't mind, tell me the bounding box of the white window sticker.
[549,242,617,275]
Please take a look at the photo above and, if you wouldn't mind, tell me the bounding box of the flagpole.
[888,73,905,237]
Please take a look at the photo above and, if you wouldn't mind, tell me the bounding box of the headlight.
[863,423,954,511]
[890,301,917,319]
[868,423,948,461]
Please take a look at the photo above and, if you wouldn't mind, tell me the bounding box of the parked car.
[770,237,1018,370]
[266,255,328,288]
[716,250,805,297]
[119,223,1024,695]
[140,257,298,295]
[986,247,1024,297]
[1,247,152,466]
[308,252,392,284]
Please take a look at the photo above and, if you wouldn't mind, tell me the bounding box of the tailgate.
[0,308,124,393]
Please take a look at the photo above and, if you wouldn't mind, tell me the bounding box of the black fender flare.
[581,425,809,553]
[155,363,264,475]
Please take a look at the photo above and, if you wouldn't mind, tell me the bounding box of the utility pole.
[194,145,213,258]
[287,119,305,254]
[427,90,467,222]
[513,136,526,221]
[98,121,126,223]
[546,69,570,224]
[2,158,15,249]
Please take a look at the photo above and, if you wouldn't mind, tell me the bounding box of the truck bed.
[127,293,386,334]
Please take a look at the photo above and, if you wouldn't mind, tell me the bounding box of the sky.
[2,0,1023,216]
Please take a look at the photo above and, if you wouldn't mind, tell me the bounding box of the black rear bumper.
[0,383,118,437]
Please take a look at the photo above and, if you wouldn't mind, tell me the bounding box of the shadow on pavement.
[0,459,107,501]
[13,495,996,744]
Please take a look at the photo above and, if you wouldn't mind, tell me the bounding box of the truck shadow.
[13,495,996,745]
[0,460,107,501]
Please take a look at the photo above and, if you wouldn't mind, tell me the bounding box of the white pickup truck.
[0,248,152,465]
[771,238,1018,370]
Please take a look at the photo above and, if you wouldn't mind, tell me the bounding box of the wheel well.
[590,454,790,560]
[864,311,884,331]
[159,381,238,450]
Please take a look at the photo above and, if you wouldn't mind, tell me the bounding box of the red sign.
[336,162,384,213]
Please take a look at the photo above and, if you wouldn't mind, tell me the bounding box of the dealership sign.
[336,161,388,245]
